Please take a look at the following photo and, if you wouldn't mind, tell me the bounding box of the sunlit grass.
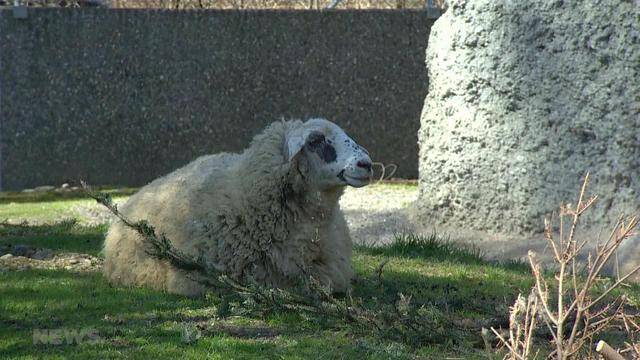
[1,187,636,359]
[0,221,528,359]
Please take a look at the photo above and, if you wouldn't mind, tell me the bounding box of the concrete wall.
[417,0,640,235]
[0,9,434,190]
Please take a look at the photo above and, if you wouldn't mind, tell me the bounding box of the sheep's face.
[286,118,373,190]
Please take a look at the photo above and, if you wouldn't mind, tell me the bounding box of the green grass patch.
[1,188,637,359]
[0,187,133,224]
[0,187,137,205]
[1,198,95,223]
[0,220,107,256]
[0,220,527,358]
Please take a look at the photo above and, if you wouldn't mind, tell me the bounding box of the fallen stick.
[596,340,624,360]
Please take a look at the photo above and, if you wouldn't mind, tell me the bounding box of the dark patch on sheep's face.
[288,118,373,191]
[305,131,337,163]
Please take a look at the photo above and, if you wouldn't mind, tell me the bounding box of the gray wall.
[417,0,640,235]
[0,9,433,190]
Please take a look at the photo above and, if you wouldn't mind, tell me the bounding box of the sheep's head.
[285,118,373,190]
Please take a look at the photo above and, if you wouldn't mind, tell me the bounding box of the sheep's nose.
[357,160,372,172]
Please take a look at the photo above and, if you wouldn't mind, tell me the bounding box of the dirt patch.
[0,252,102,272]
[340,184,418,246]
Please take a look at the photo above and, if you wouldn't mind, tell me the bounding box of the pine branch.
[80,180,433,344]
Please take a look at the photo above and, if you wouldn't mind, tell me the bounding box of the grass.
[1,220,107,256]
[0,187,134,224]
[0,187,637,359]
[0,187,137,204]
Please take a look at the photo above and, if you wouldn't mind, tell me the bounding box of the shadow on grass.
[357,232,530,272]
[0,269,363,359]
[351,233,535,339]
[0,269,210,357]
[0,226,536,357]
[0,220,107,256]
[354,266,529,319]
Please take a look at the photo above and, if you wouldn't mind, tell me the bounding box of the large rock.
[417,0,640,237]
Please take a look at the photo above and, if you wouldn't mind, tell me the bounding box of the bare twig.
[495,174,640,359]
[375,258,390,287]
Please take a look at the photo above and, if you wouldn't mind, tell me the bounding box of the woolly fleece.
[103,120,354,297]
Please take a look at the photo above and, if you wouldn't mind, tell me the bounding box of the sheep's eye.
[306,132,326,146]
[305,131,336,163]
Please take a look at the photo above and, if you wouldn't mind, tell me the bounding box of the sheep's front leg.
[312,255,353,293]
[313,216,354,293]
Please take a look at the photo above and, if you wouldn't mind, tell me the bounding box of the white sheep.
[103,118,373,297]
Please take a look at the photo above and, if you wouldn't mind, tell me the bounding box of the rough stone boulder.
[417,0,640,240]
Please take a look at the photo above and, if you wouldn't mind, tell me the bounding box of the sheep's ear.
[284,128,307,162]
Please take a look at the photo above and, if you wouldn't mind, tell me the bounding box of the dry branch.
[495,174,640,359]
[595,341,624,360]
[80,180,448,346]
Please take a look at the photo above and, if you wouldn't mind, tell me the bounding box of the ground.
[0,184,637,359]
[341,182,418,247]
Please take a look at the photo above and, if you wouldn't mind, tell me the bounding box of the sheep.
[103,118,373,297]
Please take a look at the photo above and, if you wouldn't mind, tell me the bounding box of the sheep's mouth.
[338,170,371,188]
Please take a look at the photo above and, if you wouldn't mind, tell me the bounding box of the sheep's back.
[106,152,241,264]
